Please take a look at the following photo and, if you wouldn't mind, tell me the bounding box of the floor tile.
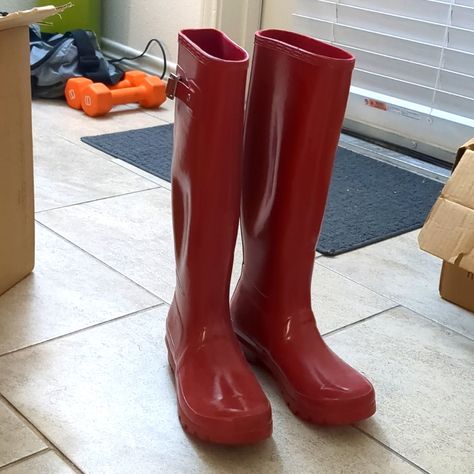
[231,242,396,335]
[230,232,244,293]
[34,132,157,212]
[38,188,394,331]
[0,400,45,467]
[327,306,474,474]
[0,225,160,355]
[312,263,396,334]
[2,451,75,474]
[0,306,417,474]
[318,231,474,338]
[32,99,166,146]
[109,158,172,189]
[37,189,176,303]
[143,99,175,123]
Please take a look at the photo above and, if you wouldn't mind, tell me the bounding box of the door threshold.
[339,132,450,184]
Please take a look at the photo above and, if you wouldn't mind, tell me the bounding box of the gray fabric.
[30,25,122,98]
[81,125,443,256]
[31,35,79,98]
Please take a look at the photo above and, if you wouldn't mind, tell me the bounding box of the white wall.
[102,0,204,64]
[4,0,204,65]
[2,0,35,11]
[4,1,252,72]
[218,0,262,53]
[261,0,293,30]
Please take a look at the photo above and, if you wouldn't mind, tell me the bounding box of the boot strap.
[166,72,195,107]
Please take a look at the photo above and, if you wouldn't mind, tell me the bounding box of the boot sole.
[165,335,272,445]
[237,334,376,426]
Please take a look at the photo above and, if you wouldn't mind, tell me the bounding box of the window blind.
[292,0,474,123]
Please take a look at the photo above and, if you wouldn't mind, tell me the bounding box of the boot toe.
[289,373,376,425]
[174,344,272,444]
[178,378,272,444]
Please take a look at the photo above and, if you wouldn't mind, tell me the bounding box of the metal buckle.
[166,73,179,100]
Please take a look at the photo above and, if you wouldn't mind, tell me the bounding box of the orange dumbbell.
[65,71,148,110]
[81,73,166,117]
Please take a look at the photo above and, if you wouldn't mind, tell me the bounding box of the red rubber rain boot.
[165,29,272,444]
[231,30,376,426]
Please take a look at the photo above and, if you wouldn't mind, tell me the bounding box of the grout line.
[59,120,171,148]
[0,448,51,472]
[34,221,165,303]
[74,142,166,187]
[44,130,164,188]
[139,110,173,124]
[398,304,474,343]
[35,186,160,214]
[109,160,171,188]
[34,104,170,187]
[352,426,430,474]
[316,259,474,342]
[32,126,161,189]
[0,303,165,359]
[316,257,405,305]
[0,396,84,473]
[314,256,398,302]
[323,305,401,338]
[143,114,173,124]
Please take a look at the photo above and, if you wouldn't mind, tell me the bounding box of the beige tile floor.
[0,99,473,474]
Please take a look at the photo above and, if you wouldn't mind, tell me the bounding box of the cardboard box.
[418,138,474,312]
[0,7,59,296]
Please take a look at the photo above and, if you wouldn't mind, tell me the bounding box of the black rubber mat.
[318,148,443,255]
[82,124,443,256]
[82,124,174,182]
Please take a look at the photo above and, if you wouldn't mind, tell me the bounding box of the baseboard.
[101,37,177,78]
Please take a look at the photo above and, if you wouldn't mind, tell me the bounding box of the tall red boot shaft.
[166,29,272,444]
[231,30,376,425]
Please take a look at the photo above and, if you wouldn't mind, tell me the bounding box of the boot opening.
[181,29,248,62]
[258,29,353,61]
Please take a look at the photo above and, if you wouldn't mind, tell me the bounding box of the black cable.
[110,38,167,79]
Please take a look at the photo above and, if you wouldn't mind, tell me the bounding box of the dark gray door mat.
[82,124,443,256]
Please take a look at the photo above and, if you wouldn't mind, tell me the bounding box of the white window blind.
[292,0,474,124]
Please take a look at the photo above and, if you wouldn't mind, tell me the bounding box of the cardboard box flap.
[443,147,474,209]
[454,138,474,168]
[0,6,66,32]
[419,139,474,273]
